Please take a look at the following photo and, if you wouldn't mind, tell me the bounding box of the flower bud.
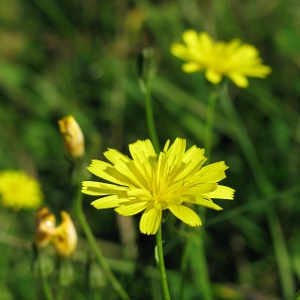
[58,115,85,159]
[34,207,56,249]
[51,211,77,258]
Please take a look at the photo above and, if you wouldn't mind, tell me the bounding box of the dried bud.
[34,207,56,249]
[58,115,85,159]
[51,211,77,258]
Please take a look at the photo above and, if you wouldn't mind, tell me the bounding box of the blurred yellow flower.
[58,115,85,159]
[0,170,43,210]
[171,30,271,88]
[82,138,234,235]
[51,211,77,258]
[34,206,56,249]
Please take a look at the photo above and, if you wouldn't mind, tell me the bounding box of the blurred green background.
[0,0,300,299]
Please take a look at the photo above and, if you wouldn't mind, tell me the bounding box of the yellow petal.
[170,44,189,60]
[168,204,202,227]
[82,181,128,196]
[205,68,222,84]
[115,201,148,216]
[199,32,214,53]
[140,206,162,235]
[204,185,235,200]
[228,72,249,88]
[183,29,199,48]
[190,197,223,210]
[91,195,126,209]
[182,62,201,73]
[195,161,228,183]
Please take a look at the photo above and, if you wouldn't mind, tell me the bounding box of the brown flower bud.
[34,207,56,249]
[51,211,77,258]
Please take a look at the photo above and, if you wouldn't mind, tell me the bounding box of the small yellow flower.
[58,115,85,159]
[171,30,271,88]
[34,207,56,249]
[51,211,77,258]
[82,138,234,235]
[0,170,43,210]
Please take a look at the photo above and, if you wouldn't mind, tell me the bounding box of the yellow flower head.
[58,115,85,159]
[82,138,234,235]
[34,207,56,249]
[0,170,43,210]
[51,211,77,258]
[171,30,272,88]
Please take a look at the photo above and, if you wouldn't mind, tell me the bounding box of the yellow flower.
[58,115,85,159]
[0,170,43,210]
[34,207,56,249]
[171,30,271,88]
[51,211,77,258]
[82,138,234,235]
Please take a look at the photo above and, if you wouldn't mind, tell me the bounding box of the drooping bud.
[34,207,56,249]
[58,115,85,159]
[51,211,77,258]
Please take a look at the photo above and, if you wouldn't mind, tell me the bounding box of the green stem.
[220,84,295,299]
[156,226,171,300]
[179,89,218,300]
[41,279,53,300]
[144,82,160,152]
[142,60,170,298]
[178,237,190,299]
[191,89,218,300]
[75,187,130,300]
[38,255,53,300]
[204,89,218,162]
[293,290,300,300]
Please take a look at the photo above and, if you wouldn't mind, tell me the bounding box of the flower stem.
[187,89,218,300]
[41,278,53,300]
[156,226,171,300]
[144,81,160,152]
[204,89,218,162]
[220,84,295,299]
[75,187,130,300]
[293,290,300,300]
[37,255,53,300]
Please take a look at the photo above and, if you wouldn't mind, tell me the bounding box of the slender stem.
[144,82,160,152]
[220,84,295,299]
[293,290,300,300]
[188,89,218,300]
[204,89,218,162]
[75,187,130,300]
[156,226,171,300]
[178,236,190,299]
[38,254,54,300]
[41,278,53,300]
[142,60,170,298]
